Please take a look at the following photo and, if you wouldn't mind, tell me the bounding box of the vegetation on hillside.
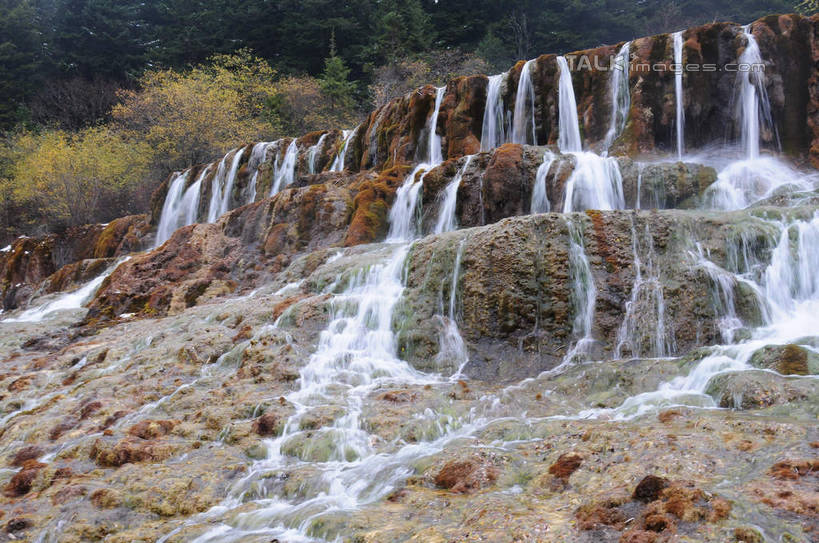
[0,0,808,239]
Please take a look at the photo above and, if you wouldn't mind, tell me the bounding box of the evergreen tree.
[0,0,42,129]
[373,0,434,64]
[320,33,355,112]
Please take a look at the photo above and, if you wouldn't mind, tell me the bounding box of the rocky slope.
[0,13,817,543]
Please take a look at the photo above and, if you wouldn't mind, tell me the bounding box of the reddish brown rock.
[127,420,175,440]
[548,452,584,482]
[434,456,499,494]
[252,413,279,437]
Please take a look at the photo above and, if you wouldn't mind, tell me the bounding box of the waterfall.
[246,141,278,205]
[481,73,507,151]
[330,128,355,172]
[673,31,685,160]
[389,87,446,242]
[563,218,598,363]
[433,155,474,234]
[307,133,329,174]
[585,213,819,419]
[615,220,669,359]
[511,60,536,145]
[427,87,445,165]
[603,42,631,153]
[557,56,582,153]
[436,239,470,376]
[736,25,777,160]
[154,165,211,246]
[154,170,189,247]
[3,257,130,323]
[271,140,298,196]
[207,147,246,223]
[530,150,555,214]
[705,157,816,210]
[562,153,625,212]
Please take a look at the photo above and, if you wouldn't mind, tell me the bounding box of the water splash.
[673,31,685,160]
[511,60,536,145]
[603,42,631,153]
[433,155,474,234]
[557,56,582,153]
[562,152,625,212]
[481,73,508,151]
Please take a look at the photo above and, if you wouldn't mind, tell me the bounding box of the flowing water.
[530,150,555,214]
[272,140,299,196]
[673,31,685,160]
[307,133,329,174]
[603,41,631,153]
[481,73,507,151]
[155,170,190,247]
[511,60,536,145]
[433,155,474,234]
[556,56,582,153]
[562,218,598,364]
[2,257,130,323]
[330,129,355,172]
[562,153,625,212]
[208,147,246,223]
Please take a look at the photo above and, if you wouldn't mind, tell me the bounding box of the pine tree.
[0,0,42,129]
[320,32,355,113]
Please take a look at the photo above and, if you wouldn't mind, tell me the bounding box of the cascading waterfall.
[673,31,685,160]
[388,87,446,242]
[330,128,355,172]
[615,220,670,359]
[307,133,329,174]
[155,165,211,246]
[511,60,536,145]
[530,150,555,214]
[557,56,582,153]
[435,239,470,376]
[481,73,508,151]
[563,218,598,363]
[433,155,474,234]
[207,147,246,223]
[737,25,775,160]
[271,140,298,196]
[562,153,625,212]
[584,213,819,419]
[603,41,631,153]
[246,141,279,205]
[154,170,190,247]
[3,257,130,323]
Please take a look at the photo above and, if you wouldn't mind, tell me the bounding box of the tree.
[372,0,434,64]
[0,0,42,130]
[111,50,281,174]
[320,34,356,113]
[10,127,151,228]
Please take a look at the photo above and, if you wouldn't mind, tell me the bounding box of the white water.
[207,147,246,223]
[388,87,446,242]
[330,129,355,172]
[2,257,129,323]
[530,150,555,214]
[433,155,474,234]
[271,140,299,196]
[511,60,536,145]
[557,56,582,153]
[603,42,631,153]
[706,156,816,210]
[247,141,280,204]
[563,218,598,363]
[481,73,508,151]
[307,133,329,174]
[155,165,211,246]
[737,25,775,159]
[562,152,625,212]
[615,220,670,359]
[673,31,685,160]
[584,213,819,419]
[155,170,190,247]
[436,239,470,376]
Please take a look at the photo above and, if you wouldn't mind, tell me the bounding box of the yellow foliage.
[112,49,281,173]
[10,127,151,226]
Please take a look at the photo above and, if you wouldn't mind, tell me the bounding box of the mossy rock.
[749,344,819,375]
